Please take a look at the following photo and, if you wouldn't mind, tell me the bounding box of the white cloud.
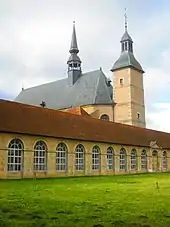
[147,103,170,132]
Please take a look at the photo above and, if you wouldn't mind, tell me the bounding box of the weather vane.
[124,8,128,30]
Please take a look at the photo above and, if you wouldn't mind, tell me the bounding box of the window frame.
[56,143,67,172]
[7,138,23,172]
[119,148,126,170]
[119,78,124,85]
[33,141,47,172]
[106,147,114,170]
[100,114,109,121]
[137,112,140,119]
[141,150,147,170]
[92,146,100,170]
[75,144,85,171]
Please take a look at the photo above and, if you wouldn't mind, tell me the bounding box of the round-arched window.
[100,114,109,121]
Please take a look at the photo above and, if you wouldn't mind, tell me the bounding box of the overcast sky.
[0,0,170,132]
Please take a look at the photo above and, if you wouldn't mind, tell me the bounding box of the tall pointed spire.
[69,21,79,54]
[67,21,82,86]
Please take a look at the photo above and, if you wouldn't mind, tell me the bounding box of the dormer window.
[120,78,124,85]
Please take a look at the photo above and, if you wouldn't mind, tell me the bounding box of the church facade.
[15,20,145,128]
[0,20,169,179]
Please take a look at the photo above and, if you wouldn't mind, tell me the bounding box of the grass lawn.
[0,173,170,227]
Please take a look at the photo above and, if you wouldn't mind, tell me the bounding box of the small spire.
[67,21,82,86]
[22,83,24,91]
[124,8,128,31]
[69,21,79,54]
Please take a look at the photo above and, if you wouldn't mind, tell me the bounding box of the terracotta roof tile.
[0,99,170,148]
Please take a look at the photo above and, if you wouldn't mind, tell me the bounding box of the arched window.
[7,139,23,172]
[131,149,137,170]
[33,141,47,171]
[119,148,126,170]
[56,143,67,171]
[106,147,114,170]
[162,151,167,170]
[75,144,85,171]
[100,114,109,121]
[141,150,147,170]
[92,146,100,170]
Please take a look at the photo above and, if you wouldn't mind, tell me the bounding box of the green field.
[0,173,170,227]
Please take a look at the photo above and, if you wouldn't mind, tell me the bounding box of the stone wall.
[0,132,169,179]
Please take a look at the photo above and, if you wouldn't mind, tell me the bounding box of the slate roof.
[111,51,144,73]
[121,30,133,42]
[15,69,113,110]
[111,28,144,73]
[1,99,170,148]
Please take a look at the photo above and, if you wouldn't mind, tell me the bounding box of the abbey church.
[0,19,170,179]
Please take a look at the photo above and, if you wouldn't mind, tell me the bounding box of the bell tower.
[67,21,82,86]
[111,10,146,128]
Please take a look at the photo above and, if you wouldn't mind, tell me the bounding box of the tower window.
[125,42,127,51]
[137,112,140,119]
[119,78,124,85]
[129,42,133,52]
[122,43,124,51]
[73,63,77,67]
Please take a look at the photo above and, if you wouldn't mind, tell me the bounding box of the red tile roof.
[0,99,170,148]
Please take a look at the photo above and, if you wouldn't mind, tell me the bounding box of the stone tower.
[111,13,146,128]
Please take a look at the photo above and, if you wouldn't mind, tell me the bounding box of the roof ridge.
[18,77,66,93]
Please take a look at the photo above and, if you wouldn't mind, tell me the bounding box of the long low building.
[0,99,169,179]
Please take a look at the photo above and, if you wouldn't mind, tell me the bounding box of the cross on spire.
[124,8,128,31]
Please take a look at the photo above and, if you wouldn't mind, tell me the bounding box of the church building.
[15,19,145,128]
[0,18,169,179]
